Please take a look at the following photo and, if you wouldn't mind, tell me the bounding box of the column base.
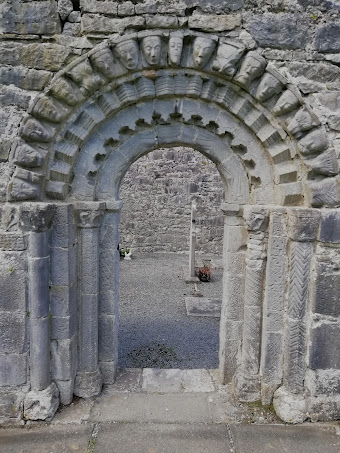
[24,382,59,421]
[185,274,200,283]
[74,368,102,398]
[235,372,261,402]
[273,386,307,424]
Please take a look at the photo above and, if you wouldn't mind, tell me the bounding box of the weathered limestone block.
[19,204,54,233]
[310,323,340,370]
[0,387,25,421]
[0,312,26,354]
[314,23,340,53]
[188,14,242,32]
[245,13,310,50]
[306,369,340,397]
[287,208,320,242]
[234,51,267,90]
[313,269,340,317]
[0,268,26,312]
[273,387,308,424]
[212,40,244,78]
[74,369,102,398]
[0,1,61,35]
[319,210,340,243]
[80,0,118,15]
[24,382,59,421]
[146,15,178,29]
[81,14,145,34]
[0,353,27,386]
[0,67,51,91]
[58,0,73,21]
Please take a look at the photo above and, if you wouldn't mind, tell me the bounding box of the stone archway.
[6,30,339,421]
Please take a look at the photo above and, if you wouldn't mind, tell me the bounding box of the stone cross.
[186,200,200,283]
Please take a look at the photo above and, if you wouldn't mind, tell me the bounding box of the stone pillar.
[98,201,122,384]
[74,202,105,398]
[19,203,59,421]
[219,203,247,384]
[273,208,320,423]
[260,207,288,405]
[235,206,269,402]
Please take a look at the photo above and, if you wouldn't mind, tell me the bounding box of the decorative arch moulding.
[8,29,339,208]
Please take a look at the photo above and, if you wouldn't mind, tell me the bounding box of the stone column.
[235,206,269,402]
[260,207,288,405]
[273,208,320,423]
[98,201,122,384]
[19,203,59,421]
[219,203,247,384]
[74,202,105,397]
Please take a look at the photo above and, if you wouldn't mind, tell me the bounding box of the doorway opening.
[118,147,225,370]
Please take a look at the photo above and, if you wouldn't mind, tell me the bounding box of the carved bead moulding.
[8,30,339,207]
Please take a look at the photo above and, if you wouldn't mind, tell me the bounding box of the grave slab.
[185,296,222,317]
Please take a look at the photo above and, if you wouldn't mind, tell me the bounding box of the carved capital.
[19,203,55,232]
[76,202,105,228]
[287,207,321,241]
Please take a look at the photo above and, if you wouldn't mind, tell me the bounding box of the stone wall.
[119,147,225,253]
[0,0,339,425]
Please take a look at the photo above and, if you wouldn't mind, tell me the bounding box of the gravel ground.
[118,253,223,369]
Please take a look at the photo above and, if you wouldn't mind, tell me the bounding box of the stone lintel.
[19,203,55,233]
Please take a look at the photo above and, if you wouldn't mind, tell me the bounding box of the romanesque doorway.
[118,147,225,370]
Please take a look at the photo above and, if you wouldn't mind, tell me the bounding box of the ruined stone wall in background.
[119,147,225,254]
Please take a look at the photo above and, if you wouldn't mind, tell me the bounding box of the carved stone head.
[212,42,244,77]
[51,77,82,106]
[169,35,183,66]
[193,37,216,68]
[233,52,266,88]
[287,106,319,138]
[273,89,300,116]
[299,128,329,155]
[90,47,116,79]
[141,36,162,66]
[20,118,52,143]
[115,39,139,70]
[255,68,286,102]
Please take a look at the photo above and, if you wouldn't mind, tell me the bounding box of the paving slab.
[89,393,212,423]
[185,296,221,317]
[103,368,142,394]
[141,368,215,393]
[230,424,340,453]
[51,397,94,425]
[0,423,94,453]
[94,422,232,453]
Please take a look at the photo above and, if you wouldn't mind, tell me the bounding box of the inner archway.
[118,146,224,369]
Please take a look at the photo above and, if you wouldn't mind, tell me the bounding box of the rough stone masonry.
[0,0,339,425]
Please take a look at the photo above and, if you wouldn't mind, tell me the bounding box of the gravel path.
[118,253,223,369]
